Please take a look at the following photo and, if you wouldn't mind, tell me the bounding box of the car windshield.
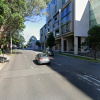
[40,54,48,57]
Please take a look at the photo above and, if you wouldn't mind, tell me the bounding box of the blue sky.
[23,16,46,43]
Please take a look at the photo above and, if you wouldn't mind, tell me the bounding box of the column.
[61,36,64,52]
[74,36,78,54]
[81,37,86,52]
[59,9,61,36]
[53,46,56,51]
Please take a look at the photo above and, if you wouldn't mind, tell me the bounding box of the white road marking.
[31,66,33,69]
[0,67,2,70]
[75,73,100,87]
[84,75,100,83]
[97,88,100,91]
[57,64,62,66]
[25,55,26,58]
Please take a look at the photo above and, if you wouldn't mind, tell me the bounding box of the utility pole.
[10,34,12,54]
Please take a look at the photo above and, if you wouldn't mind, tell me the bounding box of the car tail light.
[40,58,43,60]
[49,57,51,59]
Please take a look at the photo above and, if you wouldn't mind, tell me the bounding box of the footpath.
[0,53,14,71]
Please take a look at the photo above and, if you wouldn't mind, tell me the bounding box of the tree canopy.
[84,25,100,59]
[47,32,55,49]
[0,0,49,49]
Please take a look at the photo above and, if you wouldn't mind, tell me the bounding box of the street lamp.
[9,33,12,54]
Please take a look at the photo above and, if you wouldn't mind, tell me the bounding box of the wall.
[74,0,89,37]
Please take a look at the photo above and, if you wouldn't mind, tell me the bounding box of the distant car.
[35,53,51,65]
[43,49,54,56]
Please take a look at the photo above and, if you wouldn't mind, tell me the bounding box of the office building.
[40,0,90,54]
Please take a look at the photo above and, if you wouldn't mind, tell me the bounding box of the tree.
[36,41,41,47]
[12,32,25,47]
[0,0,49,49]
[47,32,55,49]
[83,25,100,60]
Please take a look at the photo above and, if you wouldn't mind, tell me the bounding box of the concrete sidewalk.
[63,52,100,60]
[0,54,13,71]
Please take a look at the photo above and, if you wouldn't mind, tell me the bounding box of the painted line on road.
[84,75,100,86]
[97,88,100,91]
[31,66,33,69]
[57,64,62,66]
[75,73,100,88]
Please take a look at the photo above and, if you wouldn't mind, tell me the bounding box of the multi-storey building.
[40,0,98,54]
[89,0,100,28]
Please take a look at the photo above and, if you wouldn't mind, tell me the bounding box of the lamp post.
[11,35,12,54]
[9,33,12,54]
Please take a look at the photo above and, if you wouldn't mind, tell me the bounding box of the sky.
[23,16,46,44]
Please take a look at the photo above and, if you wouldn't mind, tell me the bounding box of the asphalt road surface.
[0,50,100,100]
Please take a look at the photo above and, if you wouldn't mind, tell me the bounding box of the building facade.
[89,0,100,28]
[40,0,90,54]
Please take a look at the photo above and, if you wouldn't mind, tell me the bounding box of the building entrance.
[64,40,67,51]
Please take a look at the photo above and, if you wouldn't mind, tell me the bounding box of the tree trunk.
[94,48,97,60]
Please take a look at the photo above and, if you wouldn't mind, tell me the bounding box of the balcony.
[53,21,59,30]
[61,22,71,35]
[55,29,60,37]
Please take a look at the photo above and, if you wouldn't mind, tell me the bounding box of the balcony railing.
[53,21,59,30]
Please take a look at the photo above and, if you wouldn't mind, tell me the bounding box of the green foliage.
[0,15,4,26]
[26,0,49,17]
[12,32,25,47]
[84,25,100,60]
[0,49,2,54]
[86,25,100,48]
[36,41,41,47]
[47,32,55,48]
[0,0,50,51]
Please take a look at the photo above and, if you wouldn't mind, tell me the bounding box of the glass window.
[62,0,65,6]
[40,54,48,57]
[52,0,57,5]
[89,0,100,27]
[61,4,70,18]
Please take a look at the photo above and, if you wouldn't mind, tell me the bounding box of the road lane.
[0,50,93,100]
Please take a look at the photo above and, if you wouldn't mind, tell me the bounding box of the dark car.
[43,49,54,56]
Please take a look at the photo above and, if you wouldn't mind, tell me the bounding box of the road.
[0,50,100,100]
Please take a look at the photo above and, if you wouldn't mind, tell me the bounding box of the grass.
[9,54,13,57]
[55,52,100,63]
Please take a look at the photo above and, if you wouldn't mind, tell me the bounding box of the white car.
[35,53,51,65]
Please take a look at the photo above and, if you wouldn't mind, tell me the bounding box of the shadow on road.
[33,60,38,65]
[46,54,100,100]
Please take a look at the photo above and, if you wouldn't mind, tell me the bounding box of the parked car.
[43,49,54,56]
[35,53,51,65]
